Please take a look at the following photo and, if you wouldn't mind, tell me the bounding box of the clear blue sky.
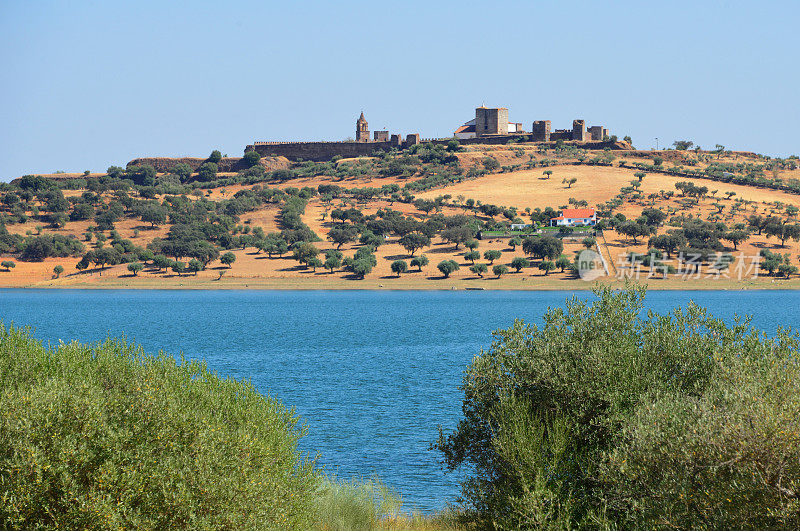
[1,0,798,180]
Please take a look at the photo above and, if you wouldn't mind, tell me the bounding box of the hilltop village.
[0,104,799,289]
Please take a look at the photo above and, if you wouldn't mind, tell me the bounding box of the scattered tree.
[437,260,460,278]
[391,260,408,277]
[171,261,186,276]
[127,262,144,276]
[410,255,429,271]
[510,257,530,272]
[220,251,237,268]
[306,257,323,272]
[538,260,555,275]
[188,259,203,275]
[483,250,502,264]
[555,256,571,272]
[492,264,509,278]
[470,263,488,278]
[464,250,480,264]
[328,225,358,249]
[398,233,431,256]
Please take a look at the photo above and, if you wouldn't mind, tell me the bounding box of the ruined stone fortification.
[246,109,628,162]
[246,136,630,162]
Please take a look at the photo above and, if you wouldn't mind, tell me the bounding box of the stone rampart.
[247,135,631,161]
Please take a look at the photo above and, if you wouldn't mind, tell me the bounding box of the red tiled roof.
[559,208,595,219]
[454,124,476,134]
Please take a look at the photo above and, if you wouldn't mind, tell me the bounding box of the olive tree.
[171,261,186,276]
[220,252,236,268]
[538,260,555,275]
[398,233,430,256]
[483,250,502,264]
[510,257,529,272]
[188,259,203,275]
[437,260,459,278]
[324,249,342,273]
[127,262,144,276]
[469,263,487,277]
[390,260,408,277]
[464,250,480,264]
[492,264,509,277]
[410,254,429,271]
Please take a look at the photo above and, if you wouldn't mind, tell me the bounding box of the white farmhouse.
[550,208,597,227]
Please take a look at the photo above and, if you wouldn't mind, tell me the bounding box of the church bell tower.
[356,112,369,142]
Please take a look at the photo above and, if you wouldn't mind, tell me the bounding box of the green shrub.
[243,150,261,167]
[0,326,317,528]
[437,285,800,528]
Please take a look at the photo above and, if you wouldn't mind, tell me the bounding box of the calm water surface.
[0,289,797,511]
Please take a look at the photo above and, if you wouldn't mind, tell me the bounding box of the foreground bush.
[437,285,800,529]
[0,326,316,528]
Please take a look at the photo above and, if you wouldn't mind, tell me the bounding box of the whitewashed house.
[550,208,597,227]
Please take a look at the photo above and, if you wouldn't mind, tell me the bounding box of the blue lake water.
[0,288,798,512]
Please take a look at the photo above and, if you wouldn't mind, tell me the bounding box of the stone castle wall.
[549,130,574,141]
[246,135,630,161]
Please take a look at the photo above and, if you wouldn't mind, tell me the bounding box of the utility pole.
[655,137,659,150]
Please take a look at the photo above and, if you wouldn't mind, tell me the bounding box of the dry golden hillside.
[2,143,799,289]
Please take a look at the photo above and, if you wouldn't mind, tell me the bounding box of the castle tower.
[572,119,586,142]
[356,112,369,142]
[475,106,509,136]
[532,120,551,142]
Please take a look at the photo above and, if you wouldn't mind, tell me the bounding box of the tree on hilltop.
[243,150,261,167]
